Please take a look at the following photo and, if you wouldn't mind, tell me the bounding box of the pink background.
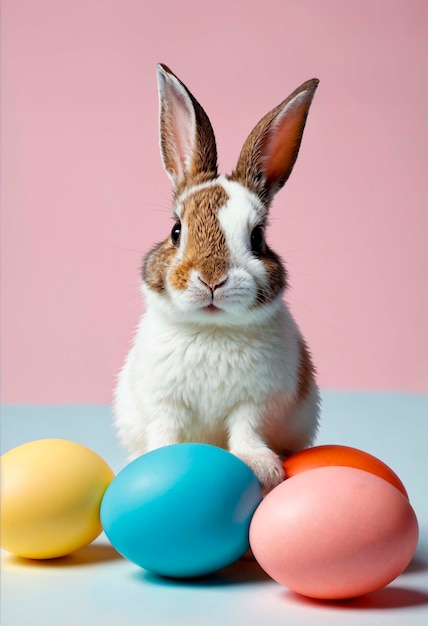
[1,0,427,403]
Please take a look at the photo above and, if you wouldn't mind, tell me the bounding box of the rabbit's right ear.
[157,64,218,193]
[232,79,319,205]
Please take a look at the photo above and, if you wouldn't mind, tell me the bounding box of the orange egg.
[283,444,408,498]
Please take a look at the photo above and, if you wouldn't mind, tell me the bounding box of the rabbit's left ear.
[232,79,319,204]
[157,64,218,192]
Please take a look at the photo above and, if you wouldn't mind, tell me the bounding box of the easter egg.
[250,466,418,600]
[283,444,408,497]
[1,439,114,559]
[100,443,262,578]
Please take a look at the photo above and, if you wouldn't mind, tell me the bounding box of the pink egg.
[250,466,418,600]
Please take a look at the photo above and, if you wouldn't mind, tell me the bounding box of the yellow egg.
[1,439,114,559]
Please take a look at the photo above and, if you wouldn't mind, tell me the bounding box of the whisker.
[283,246,319,255]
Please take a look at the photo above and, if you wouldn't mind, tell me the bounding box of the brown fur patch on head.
[142,241,176,293]
[169,185,229,290]
[255,245,287,305]
[296,338,316,403]
[173,172,218,202]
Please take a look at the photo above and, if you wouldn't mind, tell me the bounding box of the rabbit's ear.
[157,64,218,192]
[232,79,319,204]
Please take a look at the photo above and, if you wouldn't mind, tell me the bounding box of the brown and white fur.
[114,64,320,491]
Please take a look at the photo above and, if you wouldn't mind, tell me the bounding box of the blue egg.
[100,443,262,578]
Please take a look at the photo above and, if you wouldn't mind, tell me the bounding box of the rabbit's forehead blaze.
[170,185,229,290]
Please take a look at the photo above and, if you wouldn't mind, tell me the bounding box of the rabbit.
[114,64,321,492]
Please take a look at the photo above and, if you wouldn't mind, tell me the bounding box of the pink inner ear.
[262,92,310,188]
[171,91,196,177]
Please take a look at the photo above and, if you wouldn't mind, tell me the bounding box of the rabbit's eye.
[171,221,181,244]
[251,226,264,253]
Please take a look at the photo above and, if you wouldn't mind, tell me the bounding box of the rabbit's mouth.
[203,304,222,314]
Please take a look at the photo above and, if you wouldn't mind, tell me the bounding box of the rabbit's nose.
[198,275,228,293]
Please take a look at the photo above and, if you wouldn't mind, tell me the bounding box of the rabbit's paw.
[234,448,285,494]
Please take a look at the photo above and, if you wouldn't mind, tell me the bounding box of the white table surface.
[1,391,428,625]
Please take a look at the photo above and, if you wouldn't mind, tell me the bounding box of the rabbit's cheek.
[169,259,192,291]
[255,250,287,306]
[142,241,177,294]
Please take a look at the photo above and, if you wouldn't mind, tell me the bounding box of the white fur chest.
[126,302,300,427]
